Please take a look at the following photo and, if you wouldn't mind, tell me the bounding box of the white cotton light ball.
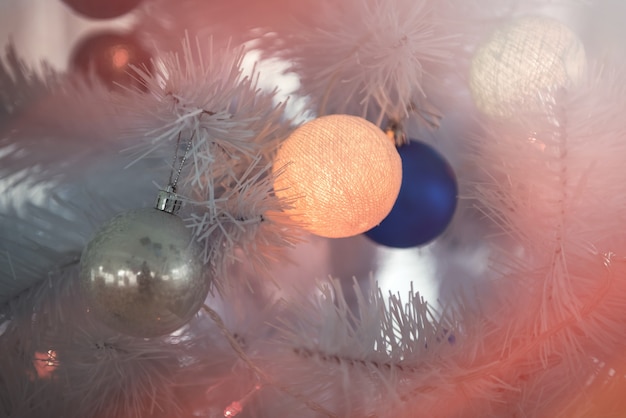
[272,115,402,239]
[470,16,586,118]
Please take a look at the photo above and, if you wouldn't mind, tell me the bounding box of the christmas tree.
[2,0,626,417]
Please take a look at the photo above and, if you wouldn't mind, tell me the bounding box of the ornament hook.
[385,119,408,147]
[155,131,195,214]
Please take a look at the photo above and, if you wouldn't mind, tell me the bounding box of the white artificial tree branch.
[2,1,626,417]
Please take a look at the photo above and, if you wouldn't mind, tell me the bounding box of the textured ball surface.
[470,16,586,118]
[272,115,402,238]
[70,31,151,90]
[61,0,143,19]
[365,141,457,248]
[80,208,209,338]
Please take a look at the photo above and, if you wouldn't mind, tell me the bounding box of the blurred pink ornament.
[61,0,143,19]
[70,31,152,90]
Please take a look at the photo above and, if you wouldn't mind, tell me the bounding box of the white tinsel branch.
[468,62,626,415]
[117,36,302,288]
[0,43,57,124]
[4,2,626,417]
[269,0,460,126]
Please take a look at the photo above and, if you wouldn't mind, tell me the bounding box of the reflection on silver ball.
[79,208,209,338]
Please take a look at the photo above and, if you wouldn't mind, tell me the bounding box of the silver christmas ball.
[79,208,209,337]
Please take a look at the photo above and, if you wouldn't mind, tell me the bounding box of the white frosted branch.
[270,0,460,124]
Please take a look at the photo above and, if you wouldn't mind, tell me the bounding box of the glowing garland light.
[272,114,402,238]
[469,16,586,118]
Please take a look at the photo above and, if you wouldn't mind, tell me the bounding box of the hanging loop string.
[155,131,195,214]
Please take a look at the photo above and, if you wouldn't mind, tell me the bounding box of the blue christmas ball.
[364,140,457,248]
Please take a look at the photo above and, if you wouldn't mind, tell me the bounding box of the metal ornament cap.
[155,188,182,214]
[79,208,208,338]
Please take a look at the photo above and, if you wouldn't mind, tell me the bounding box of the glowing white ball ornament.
[273,114,402,238]
[470,16,586,118]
